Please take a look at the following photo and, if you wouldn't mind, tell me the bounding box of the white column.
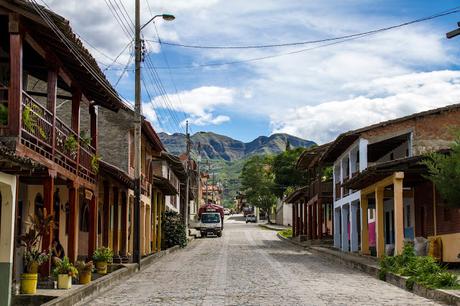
[333,207,341,248]
[341,205,349,252]
[350,202,359,252]
[0,173,17,306]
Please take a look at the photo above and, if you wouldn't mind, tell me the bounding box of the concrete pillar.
[394,172,405,255]
[360,195,370,255]
[333,207,341,248]
[375,187,385,258]
[341,205,349,252]
[350,202,359,252]
[0,174,16,306]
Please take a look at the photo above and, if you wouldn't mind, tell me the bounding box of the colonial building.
[285,144,333,241]
[322,104,460,261]
[0,1,125,304]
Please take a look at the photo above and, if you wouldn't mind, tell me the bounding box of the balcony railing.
[20,91,96,184]
[335,183,341,200]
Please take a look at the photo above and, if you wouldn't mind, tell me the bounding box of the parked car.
[246,214,256,223]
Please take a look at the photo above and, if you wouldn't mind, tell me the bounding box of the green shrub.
[279,228,292,238]
[379,243,459,290]
[162,210,187,249]
[92,247,113,262]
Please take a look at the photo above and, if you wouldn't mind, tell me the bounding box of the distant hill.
[158,132,315,161]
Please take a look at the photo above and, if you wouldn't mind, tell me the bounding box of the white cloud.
[271,71,460,143]
[151,86,235,126]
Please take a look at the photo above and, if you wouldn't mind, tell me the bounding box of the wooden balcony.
[18,91,97,184]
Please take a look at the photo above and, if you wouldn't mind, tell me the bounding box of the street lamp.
[133,0,175,268]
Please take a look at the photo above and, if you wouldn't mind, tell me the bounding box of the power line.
[147,6,460,50]
[114,51,134,87]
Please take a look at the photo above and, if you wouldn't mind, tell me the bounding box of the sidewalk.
[277,233,460,306]
[258,223,289,231]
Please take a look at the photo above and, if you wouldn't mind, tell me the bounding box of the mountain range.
[158,132,316,161]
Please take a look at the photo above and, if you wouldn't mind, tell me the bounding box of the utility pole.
[133,0,142,268]
[185,121,191,229]
[133,3,174,268]
[205,160,209,204]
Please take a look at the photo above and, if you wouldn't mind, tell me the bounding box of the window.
[369,208,374,220]
[201,213,220,224]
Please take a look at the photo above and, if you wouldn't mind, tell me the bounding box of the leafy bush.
[75,260,94,273]
[92,247,113,262]
[379,243,459,290]
[162,210,187,249]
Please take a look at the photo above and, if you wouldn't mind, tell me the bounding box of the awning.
[99,161,134,189]
[153,175,177,195]
[284,186,309,203]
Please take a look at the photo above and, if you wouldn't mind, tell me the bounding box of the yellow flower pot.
[20,273,38,294]
[95,261,107,275]
[57,274,72,289]
[79,271,91,284]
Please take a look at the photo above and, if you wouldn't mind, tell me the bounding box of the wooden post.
[71,88,81,168]
[113,187,119,256]
[103,182,110,247]
[120,191,128,257]
[292,203,297,236]
[47,68,57,156]
[375,187,385,258]
[313,201,318,240]
[88,193,98,259]
[41,176,54,276]
[89,105,97,149]
[394,172,405,255]
[8,14,22,136]
[299,202,303,235]
[308,204,313,240]
[318,198,323,240]
[360,194,370,255]
[67,183,78,262]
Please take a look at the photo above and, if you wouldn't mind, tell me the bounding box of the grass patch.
[278,228,292,239]
[379,243,460,290]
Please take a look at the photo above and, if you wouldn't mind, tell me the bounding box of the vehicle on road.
[245,214,256,223]
[197,203,224,237]
[224,208,231,215]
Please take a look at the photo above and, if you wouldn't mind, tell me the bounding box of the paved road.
[89,215,440,305]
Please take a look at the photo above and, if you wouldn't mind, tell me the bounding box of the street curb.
[276,233,460,306]
[41,244,186,306]
[259,224,287,231]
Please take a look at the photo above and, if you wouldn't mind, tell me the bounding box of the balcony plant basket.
[92,247,113,275]
[17,209,54,294]
[75,260,93,285]
[53,256,78,289]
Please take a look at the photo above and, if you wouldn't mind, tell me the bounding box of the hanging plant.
[91,154,101,174]
[64,135,78,156]
[22,105,36,133]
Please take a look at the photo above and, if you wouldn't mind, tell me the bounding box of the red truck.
[197,203,224,237]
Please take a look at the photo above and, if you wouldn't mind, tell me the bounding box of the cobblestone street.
[88,216,440,305]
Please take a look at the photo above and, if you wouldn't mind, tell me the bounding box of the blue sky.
[49,0,460,143]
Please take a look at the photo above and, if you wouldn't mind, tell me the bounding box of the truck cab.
[199,212,223,237]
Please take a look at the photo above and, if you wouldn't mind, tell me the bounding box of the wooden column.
[103,182,110,247]
[88,193,98,258]
[120,192,128,257]
[67,183,78,262]
[308,204,313,240]
[152,189,157,252]
[41,176,54,276]
[313,201,318,240]
[113,187,119,255]
[8,14,22,135]
[71,88,81,167]
[299,202,303,235]
[303,201,308,236]
[375,187,385,258]
[47,68,57,156]
[89,105,97,149]
[292,203,297,236]
[318,198,323,240]
[360,194,370,255]
[394,172,405,255]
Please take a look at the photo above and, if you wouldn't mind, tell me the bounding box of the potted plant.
[53,257,78,289]
[92,247,113,275]
[17,209,54,294]
[75,260,93,284]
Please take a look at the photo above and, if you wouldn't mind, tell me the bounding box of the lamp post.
[134,0,174,268]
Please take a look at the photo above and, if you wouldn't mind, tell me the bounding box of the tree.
[422,131,460,208]
[240,155,277,223]
[271,147,308,198]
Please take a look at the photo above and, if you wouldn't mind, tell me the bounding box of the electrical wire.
[114,51,134,87]
[147,6,460,50]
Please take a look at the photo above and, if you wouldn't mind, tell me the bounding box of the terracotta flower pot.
[20,273,38,294]
[57,274,72,289]
[79,271,91,284]
[95,261,108,275]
